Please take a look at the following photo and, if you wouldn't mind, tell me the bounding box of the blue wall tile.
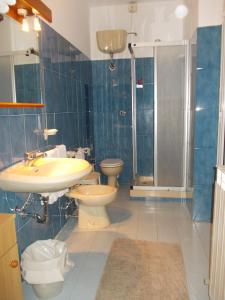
[92,57,154,184]
[0,20,93,254]
[193,148,217,185]
[24,115,38,152]
[136,59,154,177]
[194,108,219,148]
[193,185,214,221]
[192,25,222,221]
[0,116,11,153]
[137,109,154,136]
[9,115,26,160]
[196,68,221,109]
[15,64,41,103]
[197,26,222,69]
[92,59,132,184]
[136,58,154,84]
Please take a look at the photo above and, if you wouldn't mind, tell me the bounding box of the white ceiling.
[88,0,174,7]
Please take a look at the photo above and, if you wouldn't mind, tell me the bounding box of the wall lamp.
[17,7,41,32]
[33,8,41,31]
[17,8,29,31]
[7,0,52,25]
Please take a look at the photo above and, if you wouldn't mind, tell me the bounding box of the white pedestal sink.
[0,158,92,193]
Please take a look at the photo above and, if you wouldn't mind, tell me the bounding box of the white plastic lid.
[100,159,124,167]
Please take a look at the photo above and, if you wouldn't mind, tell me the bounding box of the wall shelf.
[0,102,45,108]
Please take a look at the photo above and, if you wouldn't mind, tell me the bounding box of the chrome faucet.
[24,151,46,167]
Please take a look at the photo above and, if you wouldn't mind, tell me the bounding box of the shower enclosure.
[129,41,192,191]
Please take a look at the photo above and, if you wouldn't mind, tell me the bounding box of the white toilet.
[66,185,117,230]
[100,159,124,187]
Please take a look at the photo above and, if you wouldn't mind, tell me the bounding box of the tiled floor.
[23,186,211,300]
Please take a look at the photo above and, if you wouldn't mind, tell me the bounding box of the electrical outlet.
[128,2,137,13]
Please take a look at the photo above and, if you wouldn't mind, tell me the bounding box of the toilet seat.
[100,159,124,168]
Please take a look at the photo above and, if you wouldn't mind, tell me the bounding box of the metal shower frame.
[129,40,191,191]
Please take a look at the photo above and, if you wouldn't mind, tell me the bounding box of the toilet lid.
[100,159,124,167]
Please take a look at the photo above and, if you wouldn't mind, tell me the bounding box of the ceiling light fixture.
[34,15,41,31]
[175,3,189,19]
[32,8,41,32]
[22,17,29,32]
[22,16,29,32]
[17,8,30,32]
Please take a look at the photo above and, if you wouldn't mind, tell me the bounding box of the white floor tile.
[89,230,124,253]
[66,231,97,253]
[187,272,210,300]
[69,264,104,300]
[137,211,157,241]
[195,222,212,260]
[23,186,211,300]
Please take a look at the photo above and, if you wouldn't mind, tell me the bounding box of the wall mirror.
[0,15,43,107]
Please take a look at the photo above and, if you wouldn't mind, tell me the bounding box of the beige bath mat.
[95,238,189,300]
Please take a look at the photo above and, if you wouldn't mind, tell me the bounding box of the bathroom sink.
[0,158,92,193]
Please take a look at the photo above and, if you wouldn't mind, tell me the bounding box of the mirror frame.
[0,0,52,108]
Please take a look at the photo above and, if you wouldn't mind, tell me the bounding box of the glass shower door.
[135,56,154,186]
[154,45,186,187]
